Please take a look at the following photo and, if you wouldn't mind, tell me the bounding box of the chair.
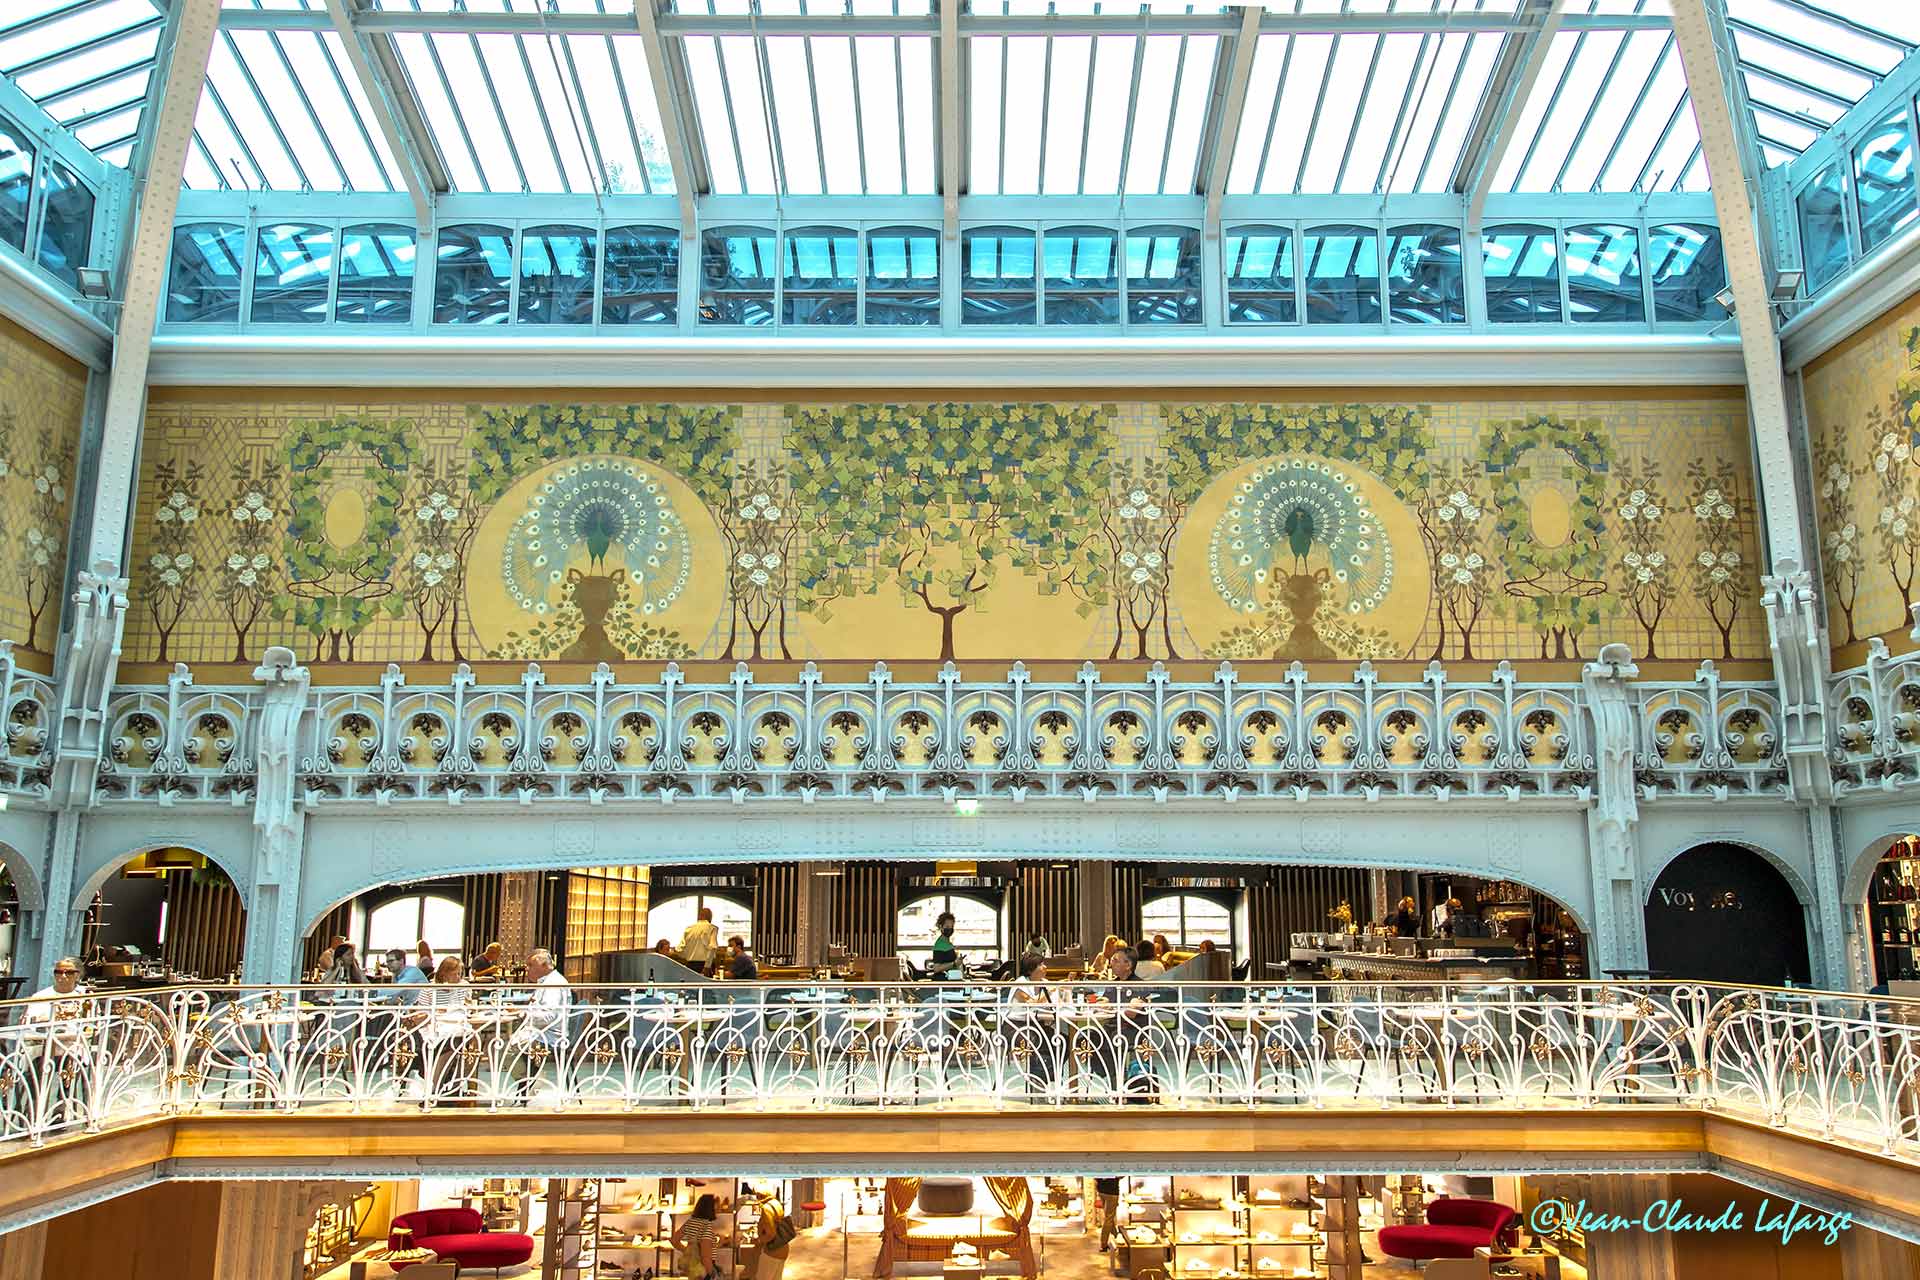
[1231,959,1252,981]
[1376,1197,1517,1262]
[388,1207,534,1275]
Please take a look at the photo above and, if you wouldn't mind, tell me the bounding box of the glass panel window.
[165,222,246,324]
[1302,224,1381,324]
[364,894,465,959]
[36,159,94,286]
[1385,224,1464,324]
[1125,225,1201,325]
[1647,224,1726,323]
[518,224,596,325]
[1224,225,1296,323]
[783,225,859,326]
[249,223,334,324]
[1855,106,1917,253]
[335,223,415,324]
[434,223,514,325]
[700,226,776,326]
[602,225,679,325]
[1483,223,1563,323]
[962,226,1036,326]
[1797,164,1849,293]
[1043,225,1119,325]
[865,225,939,326]
[1141,893,1235,959]
[1565,223,1643,323]
[897,892,1003,965]
[0,116,32,253]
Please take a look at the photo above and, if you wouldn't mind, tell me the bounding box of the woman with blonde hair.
[1096,935,1126,977]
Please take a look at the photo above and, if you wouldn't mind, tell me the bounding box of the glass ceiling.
[0,0,1913,199]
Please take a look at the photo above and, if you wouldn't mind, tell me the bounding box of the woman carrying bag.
[675,1193,722,1280]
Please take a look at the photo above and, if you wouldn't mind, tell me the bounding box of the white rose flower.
[1883,433,1901,451]
[738,506,757,520]
[1449,490,1469,506]
[749,569,770,586]
[1465,552,1483,569]
[1131,567,1152,584]
[415,507,432,522]
[255,507,275,522]
[238,569,257,586]
[179,505,195,522]
[1129,489,1149,505]
[413,551,431,568]
[1900,443,1913,462]
[753,492,771,507]
[1878,454,1893,473]
[737,553,756,568]
[1903,495,1916,513]
[1698,551,1716,567]
[233,507,250,522]
[1440,552,1460,568]
[169,492,188,509]
[244,491,264,508]
[763,553,780,569]
[430,492,448,508]
[1630,489,1647,504]
[1898,518,1911,538]
[1619,506,1636,520]
[1710,567,1729,583]
[1693,503,1711,518]
[1142,505,1161,520]
[175,553,193,569]
[1636,568,1653,583]
[1120,551,1139,567]
[1452,568,1473,584]
[31,548,47,566]
[422,569,443,587]
[1143,552,1162,568]
[251,554,269,570]
[155,506,174,523]
[1643,506,1660,519]
[1836,545,1854,563]
[1648,552,1666,567]
[25,529,41,547]
[226,554,246,570]
[1438,506,1457,522]
[1624,551,1642,567]
[1462,506,1481,520]
[160,568,181,586]
[1721,551,1740,566]
[441,507,459,522]
[0,460,9,476]
[434,553,455,569]
[1117,506,1138,520]
[34,477,48,494]
[1716,503,1733,519]
[1842,523,1857,539]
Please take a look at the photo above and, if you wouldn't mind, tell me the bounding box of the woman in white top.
[421,956,477,1100]
[1132,938,1166,979]
[1009,953,1058,1095]
[674,1193,722,1280]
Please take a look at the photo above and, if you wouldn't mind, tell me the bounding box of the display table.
[1287,947,1529,981]
[1474,1245,1562,1278]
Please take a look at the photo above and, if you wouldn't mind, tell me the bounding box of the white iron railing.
[1,982,1913,1161]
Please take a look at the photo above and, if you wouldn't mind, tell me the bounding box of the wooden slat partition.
[160,874,246,981]
[820,862,898,958]
[752,863,801,964]
[1247,866,1370,974]
[1009,862,1078,954]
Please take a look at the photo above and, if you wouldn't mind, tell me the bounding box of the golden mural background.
[0,316,85,669]
[1804,291,1920,665]
[122,388,1766,680]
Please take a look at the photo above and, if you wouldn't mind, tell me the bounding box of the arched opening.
[0,861,19,981]
[78,848,247,985]
[1860,833,1920,986]
[897,887,1005,969]
[1645,843,1811,985]
[363,892,466,961]
[1141,890,1237,958]
[650,890,754,952]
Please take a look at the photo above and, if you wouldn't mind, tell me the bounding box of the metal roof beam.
[940,0,962,243]
[323,0,441,228]
[632,0,701,238]
[1202,7,1265,236]
[1456,0,1566,234]
[218,9,1670,38]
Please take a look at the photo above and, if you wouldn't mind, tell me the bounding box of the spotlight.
[74,267,111,300]
[1713,286,1736,312]
[953,798,979,816]
[1770,269,1804,301]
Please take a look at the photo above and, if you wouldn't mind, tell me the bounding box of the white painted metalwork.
[64,658,1785,809]
[0,981,1913,1170]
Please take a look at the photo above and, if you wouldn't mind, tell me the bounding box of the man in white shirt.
[679,906,719,974]
[22,957,94,1063]
[512,948,571,1099]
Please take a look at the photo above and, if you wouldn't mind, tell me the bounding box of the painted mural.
[0,317,84,666]
[123,391,1765,676]
[1804,293,1920,664]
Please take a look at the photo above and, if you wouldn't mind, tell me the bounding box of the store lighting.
[953,798,979,815]
[74,267,111,300]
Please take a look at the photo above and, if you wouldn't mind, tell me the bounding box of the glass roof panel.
[1726,0,1917,165]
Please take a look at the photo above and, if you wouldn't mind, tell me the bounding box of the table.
[1474,1245,1562,1278]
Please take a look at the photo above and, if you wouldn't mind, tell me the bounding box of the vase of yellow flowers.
[1328,901,1356,935]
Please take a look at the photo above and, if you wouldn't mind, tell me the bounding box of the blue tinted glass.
[1647,224,1725,322]
[335,223,415,324]
[36,159,93,286]
[1044,226,1118,325]
[1798,164,1849,292]
[1385,224,1464,325]
[434,223,514,324]
[1855,107,1917,253]
[962,227,1036,325]
[1302,224,1381,324]
[1483,224,1562,322]
[866,226,939,326]
[0,116,31,253]
[783,226,857,326]
[1565,223,1643,323]
[518,224,596,324]
[701,226,775,325]
[165,222,246,324]
[1125,225,1200,325]
[1225,226,1296,324]
[603,225,678,325]
[250,222,333,324]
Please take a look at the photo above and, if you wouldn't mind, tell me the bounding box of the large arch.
[70,837,253,920]
[1643,841,1813,986]
[0,838,43,915]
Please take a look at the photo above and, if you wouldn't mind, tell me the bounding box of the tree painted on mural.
[399,460,468,662]
[1099,458,1181,659]
[465,403,739,659]
[0,410,75,652]
[278,414,421,663]
[788,403,1113,661]
[213,461,281,663]
[1480,415,1613,660]
[1158,403,1432,660]
[1686,458,1748,660]
[1413,463,1495,660]
[1610,460,1676,659]
[144,457,203,663]
[724,466,796,660]
[1813,440,1864,645]
[1867,387,1920,620]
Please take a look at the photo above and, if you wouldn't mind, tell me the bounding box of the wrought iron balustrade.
[0,981,1911,1163]
[1831,642,1920,792]
[81,659,1785,806]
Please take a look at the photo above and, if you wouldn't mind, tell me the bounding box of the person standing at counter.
[680,906,720,975]
[1095,1177,1122,1252]
[1389,897,1420,937]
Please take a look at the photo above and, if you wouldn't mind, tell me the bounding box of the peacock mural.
[1208,458,1393,659]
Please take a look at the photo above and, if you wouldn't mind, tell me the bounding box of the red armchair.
[389,1207,535,1275]
[1377,1197,1517,1261]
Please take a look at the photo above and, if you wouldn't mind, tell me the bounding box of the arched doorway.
[1645,843,1810,985]
[1860,834,1919,986]
[79,848,248,984]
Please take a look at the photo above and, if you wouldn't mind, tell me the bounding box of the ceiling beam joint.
[323,0,440,230]
[1201,6,1264,242]
[1457,0,1567,234]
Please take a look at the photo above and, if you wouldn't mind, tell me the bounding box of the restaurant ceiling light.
[814,863,843,877]
[935,860,978,879]
[953,798,979,815]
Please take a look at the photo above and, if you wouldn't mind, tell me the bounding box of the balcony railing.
[2,982,1914,1163]
[65,659,1785,806]
[1831,643,1920,792]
